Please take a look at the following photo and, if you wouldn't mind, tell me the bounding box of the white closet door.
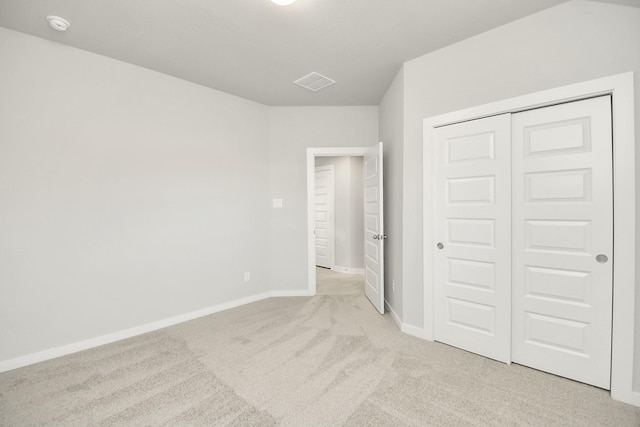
[434,114,511,363]
[511,96,613,389]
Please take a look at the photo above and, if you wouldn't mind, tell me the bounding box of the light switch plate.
[273,198,283,208]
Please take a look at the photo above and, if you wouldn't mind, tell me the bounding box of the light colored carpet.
[1,268,639,426]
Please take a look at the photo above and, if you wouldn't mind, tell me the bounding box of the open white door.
[364,142,384,314]
[314,165,335,269]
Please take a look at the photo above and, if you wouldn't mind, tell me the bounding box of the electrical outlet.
[244,272,251,282]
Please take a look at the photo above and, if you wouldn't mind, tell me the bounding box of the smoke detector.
[294,72,336,92]
[47,16,70,32]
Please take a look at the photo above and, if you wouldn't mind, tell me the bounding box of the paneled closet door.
[433,114,512,363]
[511,96,613,389]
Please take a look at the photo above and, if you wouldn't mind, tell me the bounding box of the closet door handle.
[437,242,444,250]
[596,254,608,264]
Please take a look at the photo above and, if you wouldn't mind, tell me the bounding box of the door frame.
[422,72,636,405]
[306,147,369,296]
[314,164,336,269]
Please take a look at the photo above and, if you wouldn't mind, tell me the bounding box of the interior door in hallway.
[433,114,512,363]
[315,165,335,269]
[364,142,385,314]
[511,95,613,389]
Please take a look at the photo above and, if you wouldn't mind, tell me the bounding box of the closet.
[433,95,613,389]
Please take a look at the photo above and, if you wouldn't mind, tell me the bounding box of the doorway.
[314,158,362,273]
[306,145,385,313]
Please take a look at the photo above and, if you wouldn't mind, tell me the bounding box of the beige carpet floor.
[1,268,639,426]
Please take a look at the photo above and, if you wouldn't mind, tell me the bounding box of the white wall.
[378,68,404,316]
[0,30,379,369]
[392,0,640,390]
[269,107,378,291]
[0,28,271,362]
[315,156,364,271]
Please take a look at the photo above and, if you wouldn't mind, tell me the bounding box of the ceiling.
[1,0,638,106]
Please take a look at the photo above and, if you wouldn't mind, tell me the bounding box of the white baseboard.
[612,390,640,407]
[331,266,365,275]
[270,290,314,297]
[383,303,433,342]
[385,300,402,329]
[0,291,274,373]
[401,323,432,341]
[1,288,431,374]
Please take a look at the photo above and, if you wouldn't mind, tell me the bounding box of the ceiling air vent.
[294,72,336,92]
